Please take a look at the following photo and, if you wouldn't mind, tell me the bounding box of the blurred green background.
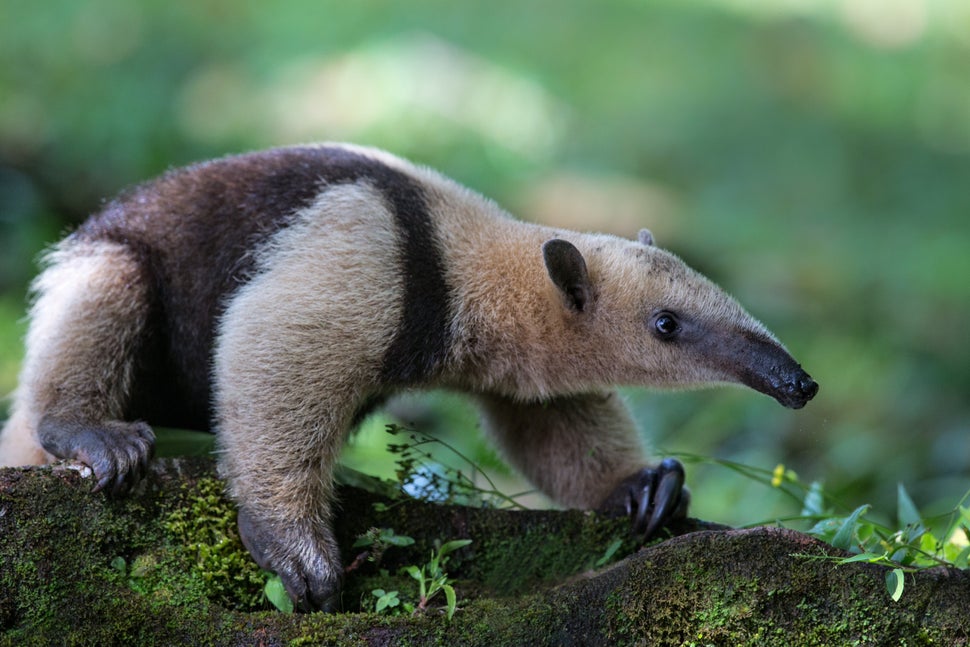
[1,0,968,527]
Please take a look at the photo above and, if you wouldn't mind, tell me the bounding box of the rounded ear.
[638,228,655,246]
[542,239,591,312]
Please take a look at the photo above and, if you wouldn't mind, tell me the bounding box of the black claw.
[642,461,685,539]
[633,477,653,535]
[599,458,689,542]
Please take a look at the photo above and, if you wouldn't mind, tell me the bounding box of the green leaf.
[110,556,126,574]
[595,538,624,567]
[405,564,423,581]
[443,583,457,620]
[264,575,294,613]
[375,589,399,613]
[438,539,473,556]
[832,504,870,551]
[897,483,921,527]
[385,534,415,547]
[886,568,905,602]
[838,552,887,564]
[807,517,842,540]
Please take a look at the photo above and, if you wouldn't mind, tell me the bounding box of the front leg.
[213,296,382,612]
[216,361,358,612]
[38,416,155,495]
[476,390,689,539]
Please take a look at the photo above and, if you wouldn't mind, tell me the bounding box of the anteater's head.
[542,229,818,409]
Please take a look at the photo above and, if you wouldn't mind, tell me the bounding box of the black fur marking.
[362,164,451,384]
[72,146,451,427]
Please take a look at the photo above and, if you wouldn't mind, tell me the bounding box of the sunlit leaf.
[886,568,905,602]
[264,575,293,613]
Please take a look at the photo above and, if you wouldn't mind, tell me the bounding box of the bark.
[1,457,968,646]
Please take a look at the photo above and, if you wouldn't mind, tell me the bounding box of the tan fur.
[0,240,150,467]
[475,391,648,508]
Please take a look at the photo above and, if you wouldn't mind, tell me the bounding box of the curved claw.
[633,477,653,535]
[641,458,685,540]
[599,458,689,541]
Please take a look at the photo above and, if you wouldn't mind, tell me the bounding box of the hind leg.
[476,390,689,539]
[0,240,155,492]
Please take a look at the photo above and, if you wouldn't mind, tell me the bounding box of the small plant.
[372,588,401,613]
[402,538,472,620]
[801,481,970,601]
[353,526,416,555]
[366,537,472,619]
[346,526,416,577]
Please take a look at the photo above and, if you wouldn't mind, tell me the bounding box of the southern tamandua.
[0,144,818,611]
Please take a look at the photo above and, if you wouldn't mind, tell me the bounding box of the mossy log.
[1,457,968,646]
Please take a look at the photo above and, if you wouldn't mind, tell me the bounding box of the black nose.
[784,372,819,409]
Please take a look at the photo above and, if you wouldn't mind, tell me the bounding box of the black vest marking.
[303,148,453,384]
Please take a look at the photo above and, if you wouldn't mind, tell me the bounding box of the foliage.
[803,483,970,601]
[401,538,473,620]
[684,454,970,601]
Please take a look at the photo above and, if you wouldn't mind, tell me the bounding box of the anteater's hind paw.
[38,416,155,495]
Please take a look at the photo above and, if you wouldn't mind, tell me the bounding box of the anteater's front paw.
[37,416,155,495]
[237,506,342,612]
[598,458,690,540]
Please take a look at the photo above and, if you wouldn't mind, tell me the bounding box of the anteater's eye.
[653,312,679,339]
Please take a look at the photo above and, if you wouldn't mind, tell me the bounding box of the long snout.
[734,333,819,409]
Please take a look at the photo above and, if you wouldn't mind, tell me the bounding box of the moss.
[465,514,625,595]
[0,465,234,645]
[4,461,970,645]
[161,477,268,610]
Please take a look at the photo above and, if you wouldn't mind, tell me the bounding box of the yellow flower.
[772,464,786,488]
